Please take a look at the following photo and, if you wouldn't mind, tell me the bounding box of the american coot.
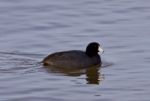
[42,42,104,69]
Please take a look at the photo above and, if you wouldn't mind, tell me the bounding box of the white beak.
[98,47,104,55]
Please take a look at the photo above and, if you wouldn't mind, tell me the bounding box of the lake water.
[0,0,150,101]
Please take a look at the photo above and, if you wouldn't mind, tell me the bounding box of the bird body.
[43,50,101,69]
[42,42,103,69]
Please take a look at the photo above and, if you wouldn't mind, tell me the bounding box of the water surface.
[0,0,150,101]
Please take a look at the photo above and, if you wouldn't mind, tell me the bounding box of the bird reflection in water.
[43,65,104,85]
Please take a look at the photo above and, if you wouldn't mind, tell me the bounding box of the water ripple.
[0,0,150,101]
